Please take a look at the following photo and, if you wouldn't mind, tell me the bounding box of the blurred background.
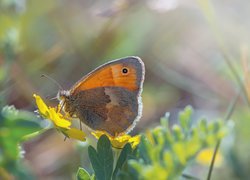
[1,0,250,179]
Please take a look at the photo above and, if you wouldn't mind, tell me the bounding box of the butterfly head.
[57,90,70,102]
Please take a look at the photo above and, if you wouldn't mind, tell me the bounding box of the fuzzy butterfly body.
[58,57,145,136]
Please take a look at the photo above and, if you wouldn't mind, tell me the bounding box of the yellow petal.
[128,135,141,149]
[92,131,140,149]
[49,107,71,128]
[33,94,88,141]
[33,94,49,118]
[91,131,105,139]
[110,134,129,148]
[111,139,128,149]
[116,134,130,141]
[33,94,71,128]
[196,148,223,167]
[64,128,86,141]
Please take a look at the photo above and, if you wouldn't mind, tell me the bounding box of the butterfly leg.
[80,120,82,130]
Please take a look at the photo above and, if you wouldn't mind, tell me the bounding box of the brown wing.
[70,56,145,95]
[69,87,140,136]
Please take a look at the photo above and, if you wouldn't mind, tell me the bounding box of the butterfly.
[57,56,145,136]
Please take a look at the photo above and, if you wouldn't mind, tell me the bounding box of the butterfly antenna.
[41,74,63,90]
[45,95,58,101]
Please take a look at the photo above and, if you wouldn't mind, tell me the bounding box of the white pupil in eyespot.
[122,68,128,74]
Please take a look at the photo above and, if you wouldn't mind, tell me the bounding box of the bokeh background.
[1,0,250,179]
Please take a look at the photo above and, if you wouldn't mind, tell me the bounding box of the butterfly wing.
[70,56,145,95]
[67,56,145,136]
[67,86,140,136]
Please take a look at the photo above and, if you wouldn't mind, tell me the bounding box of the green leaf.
[0,106,42,164]
[88,146,101,178]
[172,125,183,141]
[97,135,113,179]
[112,143,132,179]
[127,106,229,180]
[138,136,151,164]
[77,167,91,180]
[160,112,170,127]
[90,174,95,180]
[88,135,113,180]
[179,105,193,130]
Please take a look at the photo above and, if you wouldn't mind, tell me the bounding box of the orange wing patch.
[71,64,138,95]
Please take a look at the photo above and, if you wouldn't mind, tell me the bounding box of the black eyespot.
[122,67,128,74]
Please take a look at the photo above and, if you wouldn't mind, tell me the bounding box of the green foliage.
[0,105,42,177]
[0,0,247,179]
[179,105,193,132]
[78,135,133,180]
[112,143,132,179]
[77,168,95,180]
[128,106,228,180]
[88,135,114,180]
[77,106,229,180]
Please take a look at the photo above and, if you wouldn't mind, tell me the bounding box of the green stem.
[182,173,200,180]
[112,148,121,173]
[221,53,250,108]
[206,93,239,180]
[195,1,248,178]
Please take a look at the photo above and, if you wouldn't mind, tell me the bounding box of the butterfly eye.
[121,67,129,74]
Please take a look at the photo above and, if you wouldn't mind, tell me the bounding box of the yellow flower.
[92,131,140,149]
[33,94,86,141]
[196,148,223,167]
[63,128,86,141]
